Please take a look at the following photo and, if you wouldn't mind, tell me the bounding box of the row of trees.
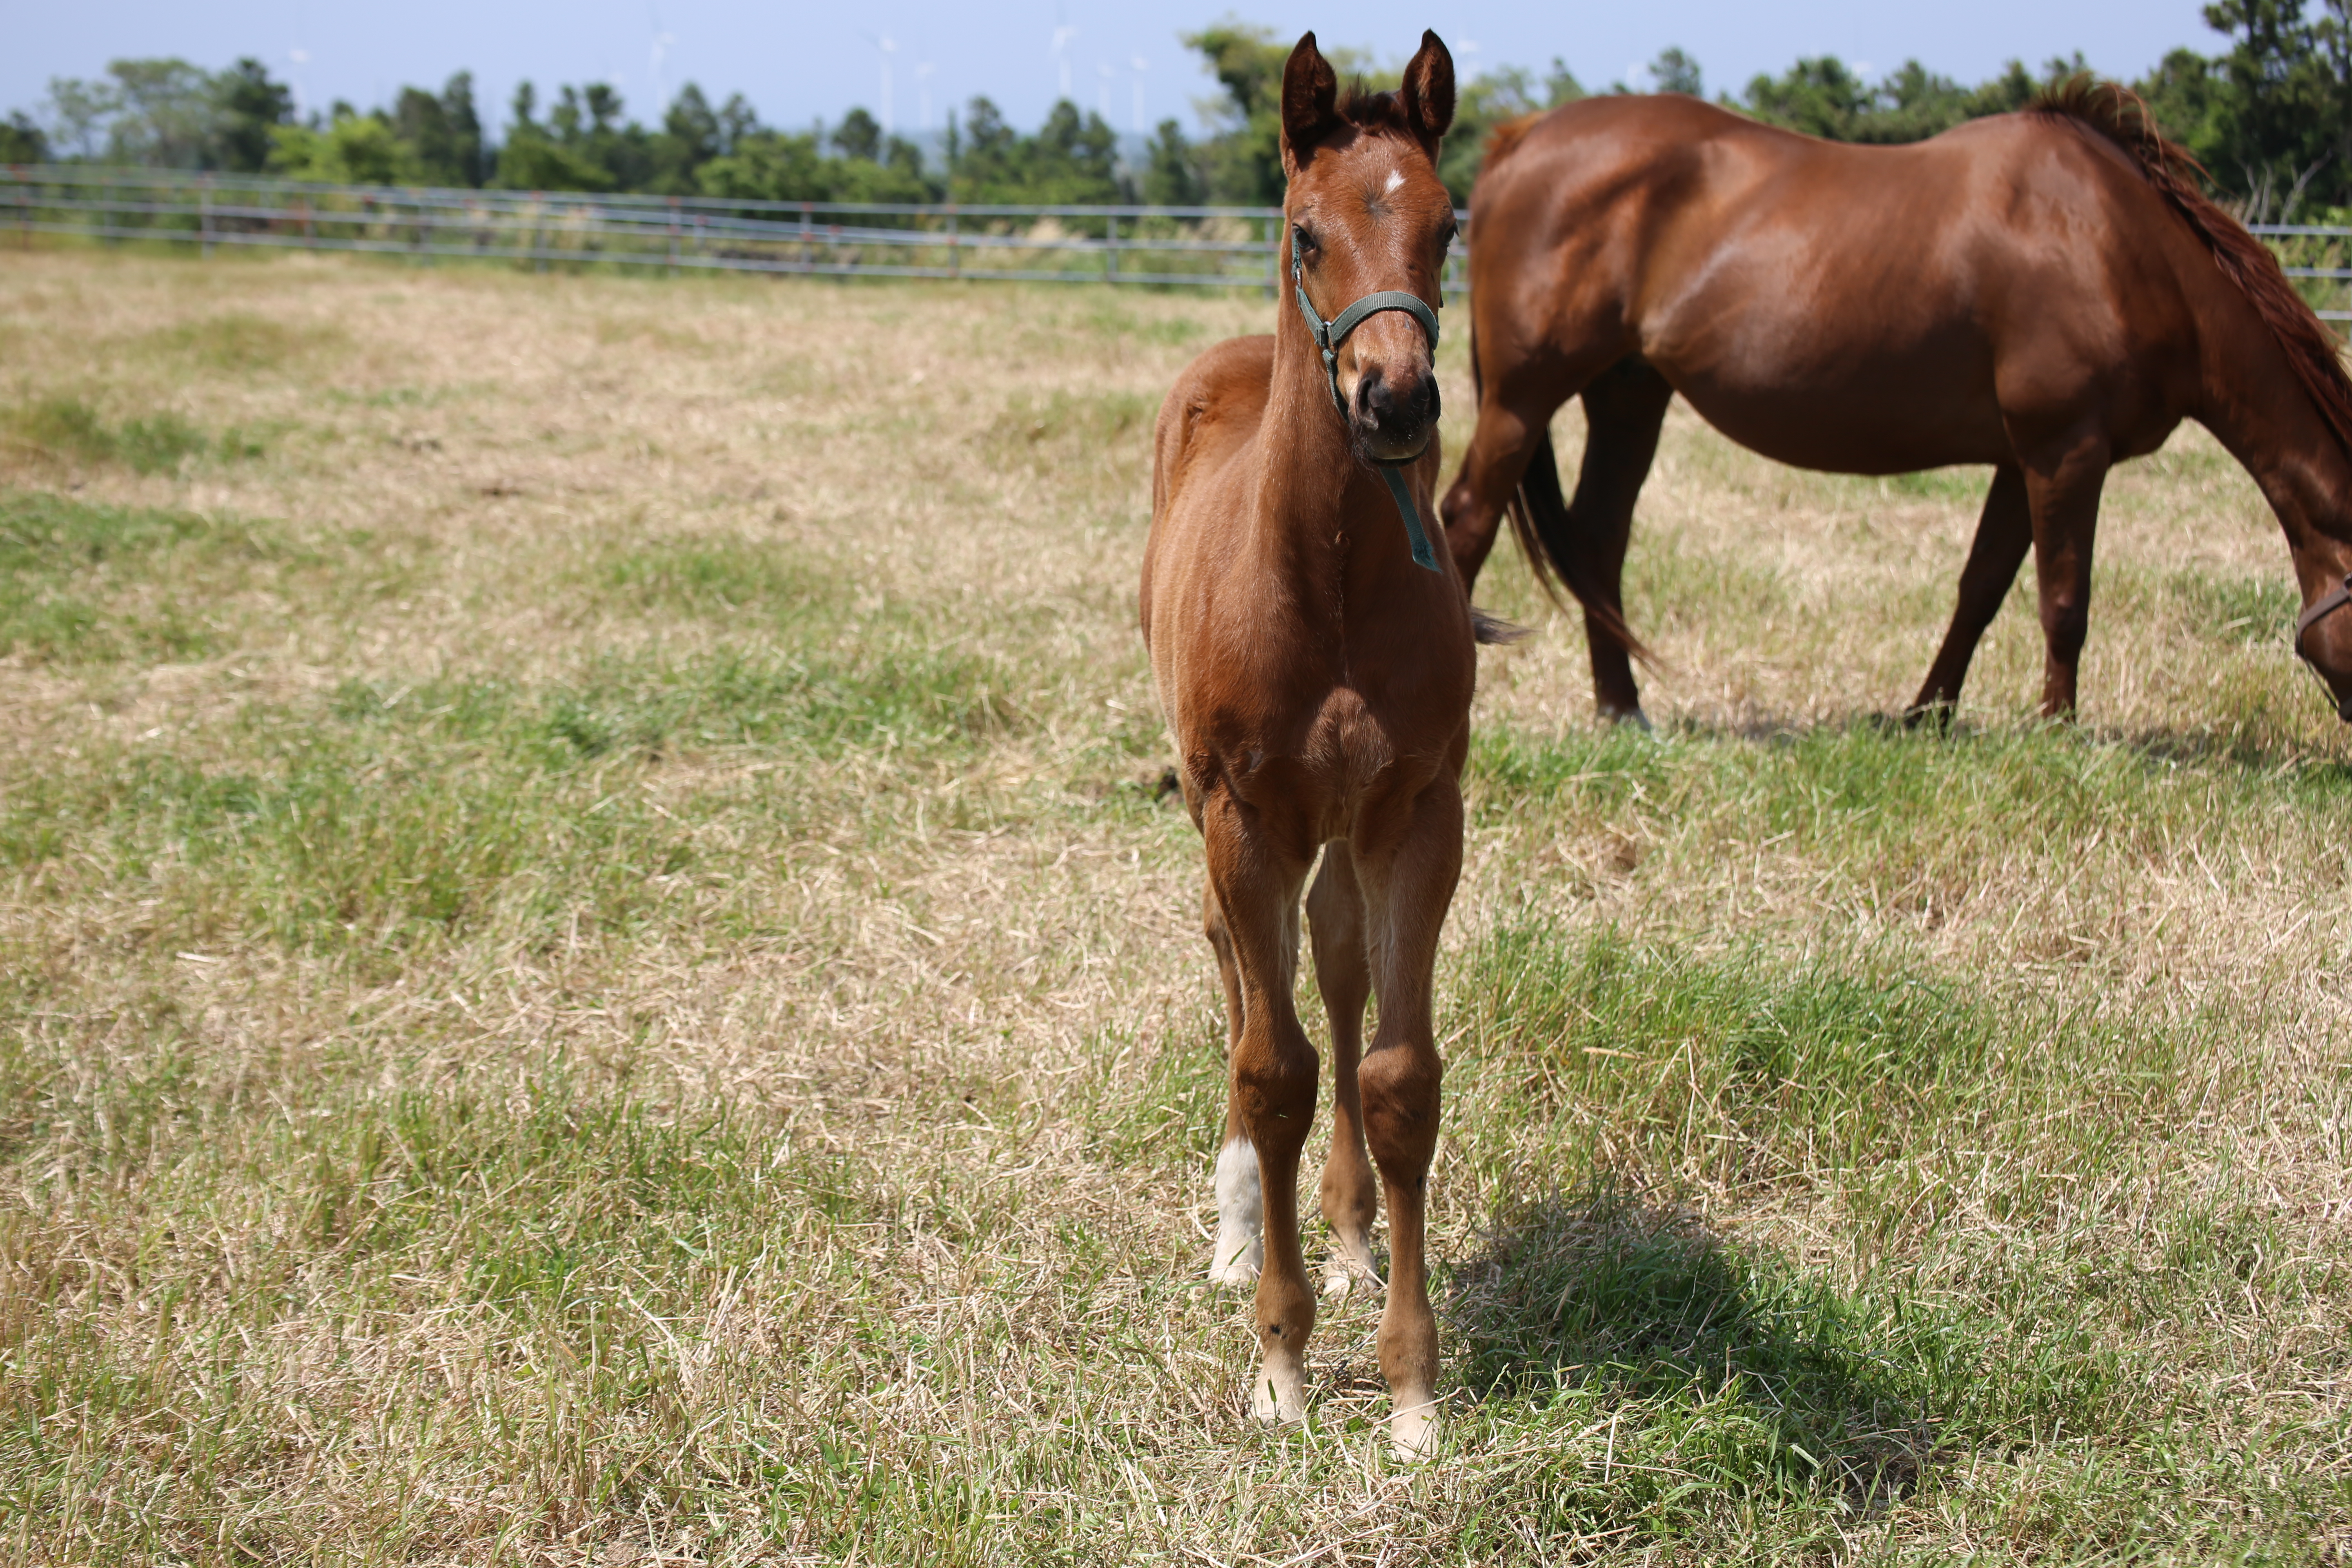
[4,3,2345,217]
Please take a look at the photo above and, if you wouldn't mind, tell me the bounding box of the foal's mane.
[2034,75,2352,458]
[1332,84,1425,142]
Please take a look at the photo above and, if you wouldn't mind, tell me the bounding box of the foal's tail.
[1506,427,1655,666]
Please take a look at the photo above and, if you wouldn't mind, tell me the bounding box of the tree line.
[2,3,2343,218]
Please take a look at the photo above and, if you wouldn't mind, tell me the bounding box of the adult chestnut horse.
[1141,31,1472,1454]
[1438,82,2352,725]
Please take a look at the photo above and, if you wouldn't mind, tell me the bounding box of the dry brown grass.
[0,248,2345,1564]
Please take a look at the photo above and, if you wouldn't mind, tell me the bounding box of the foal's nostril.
[1356,369,1434,434]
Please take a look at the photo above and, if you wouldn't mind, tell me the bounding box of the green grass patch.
[2,396,264,474]
[0,488,288,661]
[599,538,826,619]
[2169,566,2300,646]
[132,311,349,372]
[1888,467,1991,503]
[984,389,1155,474]
[0,643,1022,962]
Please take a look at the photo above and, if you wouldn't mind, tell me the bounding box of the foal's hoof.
[1250,1353,1307,1423]
[1388,1396,1440,1461]
[1320,1254,1383,1300]
[1207,1239,1262,1286]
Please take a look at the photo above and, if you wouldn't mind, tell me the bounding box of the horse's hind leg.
[1554,358,1673,723]
[1306,846,1378,1296]
[1203,880,1262,1285]
[1909,463,2032,723]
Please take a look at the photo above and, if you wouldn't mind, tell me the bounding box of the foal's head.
[1280,30,1456,463]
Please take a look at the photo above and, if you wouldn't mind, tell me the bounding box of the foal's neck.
[1256,304,1362,529]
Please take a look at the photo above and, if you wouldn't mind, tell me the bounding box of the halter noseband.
[2296,571,2352,718]
[1292,247,1445,573]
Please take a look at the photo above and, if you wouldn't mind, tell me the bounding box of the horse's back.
[1474,96,2210,468]
[1143,334,1272,649]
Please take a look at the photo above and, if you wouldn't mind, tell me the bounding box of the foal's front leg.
[1307,846,1379,1295]
[1202,880,1262,1285]
[1354,777,1465,1457]
[1203,794,1319,1421]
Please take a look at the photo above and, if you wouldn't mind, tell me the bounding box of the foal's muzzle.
[1352,366,1439,462]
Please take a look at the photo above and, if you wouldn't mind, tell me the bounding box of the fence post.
[200,175,214,258]
[668,197,680,278]
[947,205,959,278]
[1106,213,1117,283]
[13,167,27,252]
[800,201,813,273]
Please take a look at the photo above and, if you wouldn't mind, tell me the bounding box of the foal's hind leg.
[1909,463,2033,722]
[1202,880,1262,1285]
[1306,847,1378,1297]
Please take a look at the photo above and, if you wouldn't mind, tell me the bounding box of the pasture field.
[0,249,2347,1565]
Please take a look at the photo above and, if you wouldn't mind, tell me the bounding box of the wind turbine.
[862,32,898,134]
[649,31,677,105]
[916,62,935,131]
[1131,56,1147,134]
[1051,24,1078,102]
[1096,61,1114,124]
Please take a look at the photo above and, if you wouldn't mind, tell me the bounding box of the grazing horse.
[1437,82,2352,725]
[1140,30,1472,1454]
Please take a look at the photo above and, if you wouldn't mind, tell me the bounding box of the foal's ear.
[1280,31,1341,172]
[1400,30,1456,152]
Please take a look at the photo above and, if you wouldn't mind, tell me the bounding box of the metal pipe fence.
[2,165,2342,322]
[0,164,1475,295]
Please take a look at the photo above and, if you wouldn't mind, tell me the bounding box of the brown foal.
[1139,30,1472,1454]
[1439,82,2352,724]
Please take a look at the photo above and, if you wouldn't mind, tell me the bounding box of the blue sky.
[11,2,2221,140]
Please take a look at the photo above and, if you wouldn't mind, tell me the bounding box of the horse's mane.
[2033,75,2352,457]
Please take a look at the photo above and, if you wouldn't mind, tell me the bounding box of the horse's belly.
[1664,342,2013,474]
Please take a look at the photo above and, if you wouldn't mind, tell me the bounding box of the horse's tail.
[1507,425,1654,666]
[2034,75,2352,458]
[1462,317,1649,662]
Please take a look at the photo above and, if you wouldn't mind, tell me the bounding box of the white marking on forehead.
[1382,169,1405,196]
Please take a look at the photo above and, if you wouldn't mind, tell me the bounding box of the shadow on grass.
[1668,705,2352,790]
[1446,1186,1940,1516]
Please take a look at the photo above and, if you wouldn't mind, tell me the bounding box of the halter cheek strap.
[2296,572,2352,653]
[1293,249,1444,573]
[2296,572,2352,718]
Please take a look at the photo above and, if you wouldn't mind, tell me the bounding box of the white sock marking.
[1210,1137,1263,1281]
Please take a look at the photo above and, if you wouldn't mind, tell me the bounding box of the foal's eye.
[1437,221,1459,254]
[1292,224,1317,258]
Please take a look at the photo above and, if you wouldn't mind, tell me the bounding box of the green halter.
[1292,248,1445,573]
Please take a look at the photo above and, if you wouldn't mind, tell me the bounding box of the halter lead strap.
[1293,248,1444,573]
